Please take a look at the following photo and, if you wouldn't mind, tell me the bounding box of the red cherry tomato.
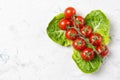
[64,7,76,19]
[96,45,109,57]
[72,37,86,51]
[65,28,78,41]
[81,48,95,61]
[89,33,102,46]
[72,16,84,28]
[80,25,92,37]
[59,18,71,30]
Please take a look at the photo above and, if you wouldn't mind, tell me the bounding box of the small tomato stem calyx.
[72,16,103,62]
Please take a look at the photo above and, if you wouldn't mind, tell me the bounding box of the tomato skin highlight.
[64,7,76,19]
[72,16,84,28]
[65,28,78,41]
[59,18,71,30]
[89,33,102,46]
[72,37,86,51]
[80,25,92,37]
[96,45,109,57]
[81,48,95,61]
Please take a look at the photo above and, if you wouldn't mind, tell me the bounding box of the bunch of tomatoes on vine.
[58,7,109,61]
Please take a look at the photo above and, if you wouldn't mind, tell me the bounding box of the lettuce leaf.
[47,13,71,46]
[85,10,110,44]
[72,50,101,73]
[72,10,110,73]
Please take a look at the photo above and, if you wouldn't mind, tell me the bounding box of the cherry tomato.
[96,45,109,57]
[80,25,92,37]
[72,37,86,51]
[59,18,71,30]
[65,28,78,40]
[81,48,95,61]
[64,7,76,19]
[89,33,102,46]
[72,16,84,28]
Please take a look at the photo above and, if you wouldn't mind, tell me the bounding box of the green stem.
[72,16,103,63]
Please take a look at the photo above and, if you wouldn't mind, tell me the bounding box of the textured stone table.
[0,0,120,80]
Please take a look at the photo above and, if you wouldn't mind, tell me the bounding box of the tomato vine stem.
[72,15,103,62]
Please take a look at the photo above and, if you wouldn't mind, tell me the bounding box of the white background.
[0,0,120,80]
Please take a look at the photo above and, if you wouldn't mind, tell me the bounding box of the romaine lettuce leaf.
[72,10,110,73]
[47,13,71,46]
[72,50,101,73]
[85,10,110,44]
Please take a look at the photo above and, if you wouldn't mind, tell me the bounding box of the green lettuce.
[47,13,71,46]
[47,10,110,73]
[72,10,110,73]
[72,50,101,73]
[85,10,110,44]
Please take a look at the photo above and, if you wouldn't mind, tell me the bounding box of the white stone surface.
[0,0,120,80]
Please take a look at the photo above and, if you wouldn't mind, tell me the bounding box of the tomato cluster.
[59,7,109,61]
